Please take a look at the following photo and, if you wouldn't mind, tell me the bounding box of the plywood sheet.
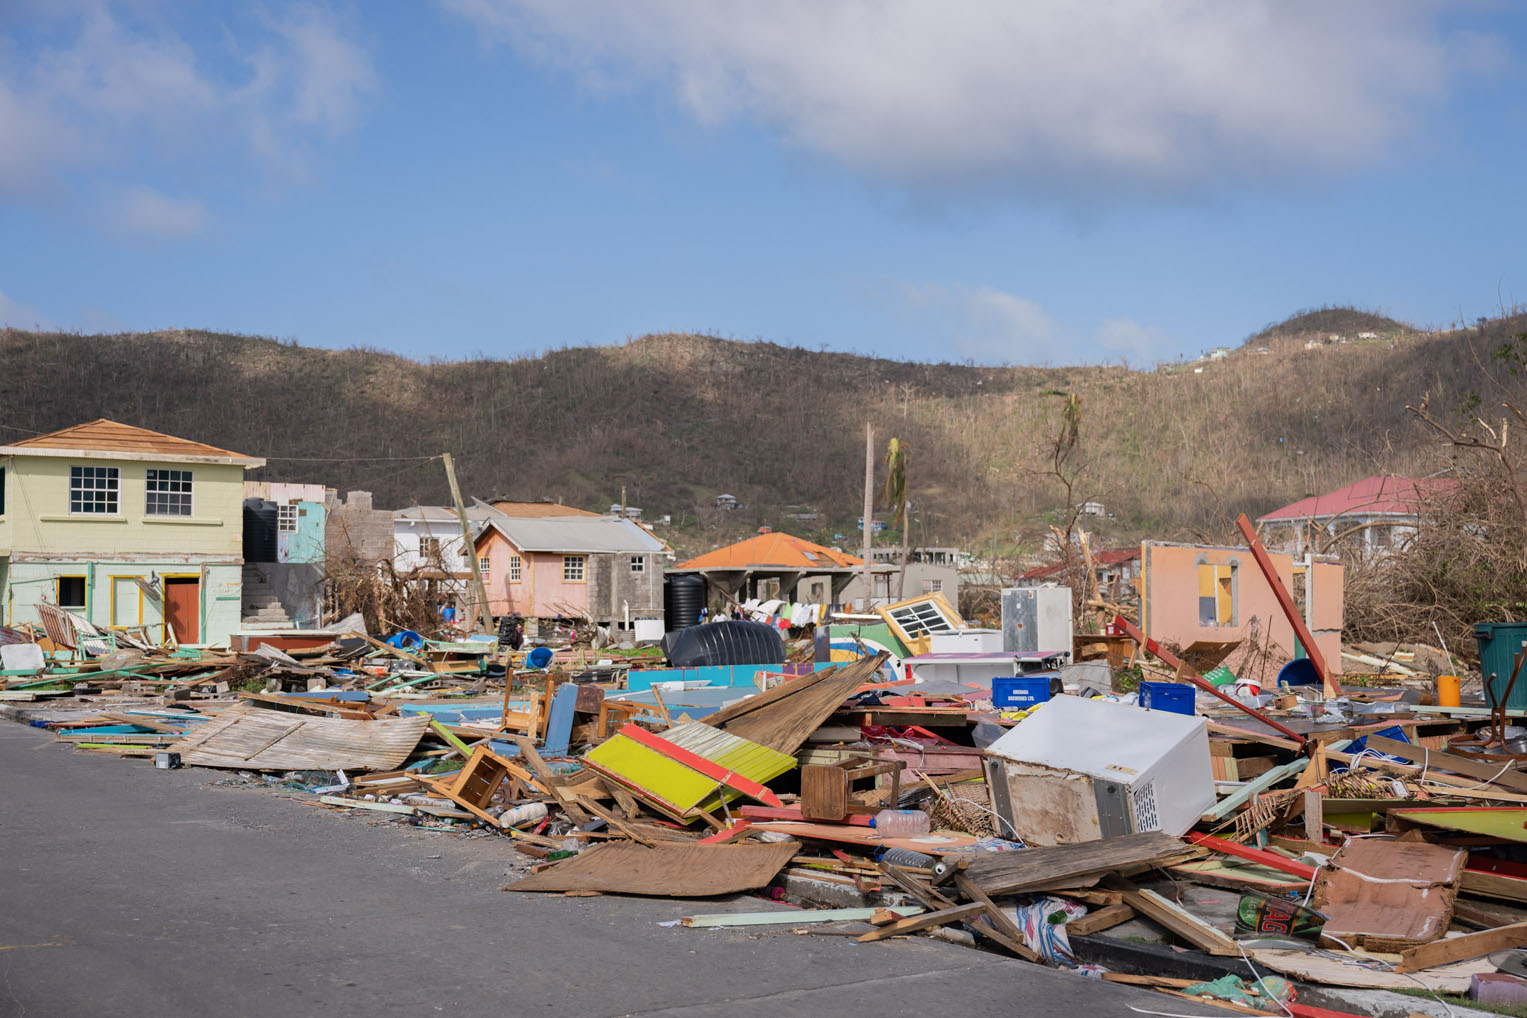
[1250,948,1493,994]
[959,831,1187,896]
[507,841,800,897]
[176,703,428,771]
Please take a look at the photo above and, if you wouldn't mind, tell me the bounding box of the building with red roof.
[1257,475,1453,557]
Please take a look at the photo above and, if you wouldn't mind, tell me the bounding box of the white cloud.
[1093,316,1177,365]
[443,0,1482,195]
[900,281,1057,363]
[0,4,377,217]
[107,185,210,238]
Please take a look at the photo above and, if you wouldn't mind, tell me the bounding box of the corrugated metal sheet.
[483,516,665,554]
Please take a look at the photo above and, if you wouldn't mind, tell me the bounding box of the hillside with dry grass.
[2,308,1521,560]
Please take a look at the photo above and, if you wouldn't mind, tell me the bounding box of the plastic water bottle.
[878,847,937,869]
[499,802,549,828]
[871,809,931,836]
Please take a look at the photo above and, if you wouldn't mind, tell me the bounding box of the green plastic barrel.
[1475,623,1527,710]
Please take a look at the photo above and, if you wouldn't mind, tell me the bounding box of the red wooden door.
[164,578,200,643]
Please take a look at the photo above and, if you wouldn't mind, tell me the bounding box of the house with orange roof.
[0,419,265,646]
[672,530,894,608]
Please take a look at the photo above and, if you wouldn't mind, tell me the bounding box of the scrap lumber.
[854,902,986,943]
[1113,883,1238,956]
[427,744,532,827]
[706,653,888,754]
[1364,735,1527,795]
[1396,921,1527,973]
[1234,513,1340,698]
[748,821,981,855]
[1250,947,1492,994]
[1111,614,1308,743]
[1065,903,1136,936]
[506,841,799,897]
[617,723,786,807]
[880,862,956,911]
[508,734,591,824]
[680,906,923,928]
[943,831,1185,895]
[1186,833,1317,881]
[953,872,1045,963]
[581,722,794,822]
[175,703,428,771]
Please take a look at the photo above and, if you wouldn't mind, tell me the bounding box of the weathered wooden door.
[164,577,200,643]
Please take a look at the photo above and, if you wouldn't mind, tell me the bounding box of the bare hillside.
[2,311,1520,559]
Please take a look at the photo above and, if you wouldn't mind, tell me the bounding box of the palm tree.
[882,438,910,599]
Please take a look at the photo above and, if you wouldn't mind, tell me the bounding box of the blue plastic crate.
[1138,681,1196,715]
[992,675,1053,709]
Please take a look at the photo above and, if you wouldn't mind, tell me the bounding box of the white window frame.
[478,556,491,579]
[629,555,645,574]
[69,465,120,515]
[276,503,299,533]
[508,555,522,582]
[563,555,586,582]
[419,535,441,560]
[145,468,194,517]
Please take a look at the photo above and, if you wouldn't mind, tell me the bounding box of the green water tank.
[1475,622,1527,710]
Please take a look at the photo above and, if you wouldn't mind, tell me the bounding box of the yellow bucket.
[1437,674,1461,708]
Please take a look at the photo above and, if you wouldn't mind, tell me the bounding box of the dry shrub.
[1344,326,1527,659]
[323,554,452,637]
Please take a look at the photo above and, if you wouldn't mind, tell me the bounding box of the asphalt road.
[0,721,1173,1018]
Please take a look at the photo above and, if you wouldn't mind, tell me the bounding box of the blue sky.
[2,1,1525,366]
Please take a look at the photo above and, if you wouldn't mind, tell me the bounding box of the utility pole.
[861,422,874,611]
[442,452,494,635]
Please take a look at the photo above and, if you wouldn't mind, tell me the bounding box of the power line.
[260,454,443,463]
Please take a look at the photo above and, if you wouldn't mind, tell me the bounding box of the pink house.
[472,515,668,628]
[1139,540,1343,682]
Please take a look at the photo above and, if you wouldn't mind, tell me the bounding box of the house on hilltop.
[0,419,264,645]
[1257,476,1454,558]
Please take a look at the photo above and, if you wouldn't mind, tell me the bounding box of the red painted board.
[1187,832,1318,881]
[617,724,784,808]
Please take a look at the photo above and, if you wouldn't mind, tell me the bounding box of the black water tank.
[242,498,278,563]
[663,619,785,668]
[663,573,706,633]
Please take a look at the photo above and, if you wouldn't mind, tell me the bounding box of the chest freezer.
[983,694,1214,845]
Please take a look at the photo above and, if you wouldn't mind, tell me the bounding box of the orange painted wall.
[1139,541,1342,680]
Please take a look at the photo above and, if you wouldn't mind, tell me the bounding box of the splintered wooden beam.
[1396,920,1527,973]
[1235,513,1340,698]
[1114,884,1238,957]
[616,724,784,807]
[855,902,986,943]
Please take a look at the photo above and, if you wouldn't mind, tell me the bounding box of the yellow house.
[0,419,265,645]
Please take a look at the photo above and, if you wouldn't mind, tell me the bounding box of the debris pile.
[9,520,1527,1018]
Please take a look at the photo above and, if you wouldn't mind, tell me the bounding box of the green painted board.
[1391,808,1527,843]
